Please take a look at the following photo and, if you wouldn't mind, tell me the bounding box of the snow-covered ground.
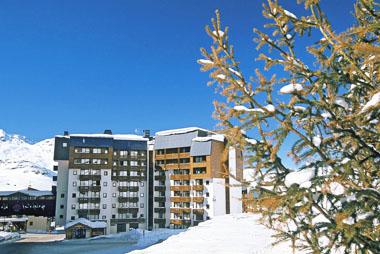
[130,213,305,254]
[0,129,55,191]
[0,231,20,243]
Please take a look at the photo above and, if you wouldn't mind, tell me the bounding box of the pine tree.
[198,0,379,253]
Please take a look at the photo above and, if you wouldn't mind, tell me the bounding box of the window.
[103,204,107,209]
[112,203,116,208]
[193,156,206,163]
[93,159,101,165]
[73,170,77,175]
[93,148,102,154]
[140,182,144,187]
[112,214,116,219]
[206,180,210,185]
[72,193,76,198]
[74,147,90,153]
[112,193,116,197]
[62,142,67,148]
[141,161,146,166]
[179,158,190,164]
[166,159,178,165]
[130,161,138,166]
[29,221,33,226]
[140,203,144,208]
[71,216,75,220]
[112,182,117,187]
[130,151,138,157]
[140,193,144,197]
[59,215,63,219]
[206,204,210,209]
[103,193,107,198]
[60,194,65,198]
[193,167,207,174]
[121,161,128,166]
[104,171,108,176]
[60,205,64,209]
[103,182,107,187]
[73,181,77,187]
[179,147,190,153]
[206,192,209,197]
[71,204,76,210]
[120,151,128,157]
[102,215,106,220]
[156,149,164,155]
[166,148,178,154]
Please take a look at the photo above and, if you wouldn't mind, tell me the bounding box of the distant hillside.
[0,129,55,191]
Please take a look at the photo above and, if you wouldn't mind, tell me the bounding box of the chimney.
[143,130,151,138]
[104,129,112,135]
[63,131,69,136]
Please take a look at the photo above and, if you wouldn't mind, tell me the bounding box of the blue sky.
[0,0,355,142]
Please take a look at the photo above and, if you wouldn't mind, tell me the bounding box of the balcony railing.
[118,208,139,214]
[154,196,166,203]
[112,176,145,181]
[170,208,191,214]
[78,186,101,193]
[171,197,191,203]
[192,197,204,203]
[118,197,139,203]
[170,174,190,181]
[77,197,101,203]
[118,186,139,192]
[170,186,191,191]
[79,175,101,181]
[110,218,145,224]
[192,208,204,215]
[170,219,191,226]
[154,218,166,224]
[192,185,204,191]
[154,186,166,192]
[154,207,166,213]
[77,209,100,216]
[154,175,166,181]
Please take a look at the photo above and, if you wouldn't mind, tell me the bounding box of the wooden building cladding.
[154,141,226,180]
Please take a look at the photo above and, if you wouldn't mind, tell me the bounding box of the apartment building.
[54,130,149,234]
[152,127,243,229]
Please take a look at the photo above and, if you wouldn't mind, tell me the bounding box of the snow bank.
[0,231,20,243]
[129,214,305,254]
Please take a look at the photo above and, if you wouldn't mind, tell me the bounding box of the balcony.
[154,218,166,224]
[118,197,139,203]
[163,164,179,170]
[111,218,145,224]
[154,197,166,203]
[154,186,166,192]
[77,209,100,216]
[170,186,191,192]
[118,186,139,192]
[192,185,204,191]
[170,219,191,226]
[171,197,191,203]
[79,175,101,181]
[192,208,204,215]
[113,176,145,181]
[118,208,139,214]
[154,175,166,181]
[170,174,190,181]
[77,197,101,203]
[192,197,204,203]
[78,186,101,193]
[179,163,190,169]
[170,208,191,214]
[154,207,166,213]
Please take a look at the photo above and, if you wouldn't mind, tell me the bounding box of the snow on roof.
[192,134,225,143]
[155,127,212,136]
[60,133,147,141]
[0,188,53,197]
[65,218,107,229]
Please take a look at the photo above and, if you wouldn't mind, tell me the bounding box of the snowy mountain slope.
[130,213,306,254]
[0,129,55,191]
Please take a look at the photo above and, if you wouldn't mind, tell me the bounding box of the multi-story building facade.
[54,127,243,235]
[152,127,243,229]
[54,130,149,234]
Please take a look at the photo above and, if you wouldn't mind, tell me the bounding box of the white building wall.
[207,178,226,217]
[229,177,243,214]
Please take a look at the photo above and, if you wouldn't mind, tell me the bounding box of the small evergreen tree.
[198,0,379,253]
